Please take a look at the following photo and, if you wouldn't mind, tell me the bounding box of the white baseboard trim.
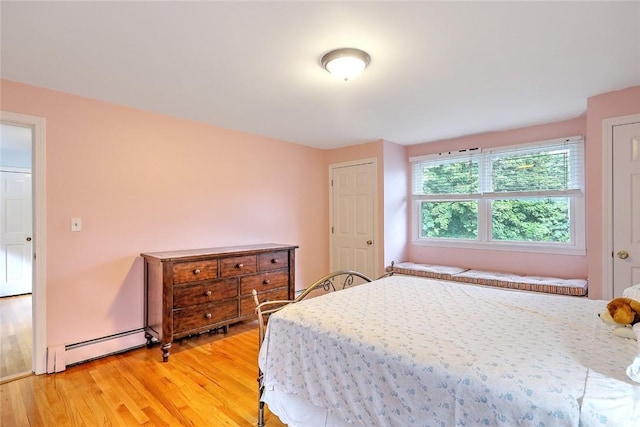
[47,328,148,372]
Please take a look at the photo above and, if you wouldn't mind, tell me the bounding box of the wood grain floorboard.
[0,322,287,426]
[0,294,32,381]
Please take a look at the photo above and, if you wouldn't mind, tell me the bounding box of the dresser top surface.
[141,243,298,261]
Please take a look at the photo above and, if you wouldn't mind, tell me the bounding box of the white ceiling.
[1,1,639,150]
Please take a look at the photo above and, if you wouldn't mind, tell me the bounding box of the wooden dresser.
[141,243,297,362]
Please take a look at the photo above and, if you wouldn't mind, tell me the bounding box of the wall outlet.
[71,217,82,232]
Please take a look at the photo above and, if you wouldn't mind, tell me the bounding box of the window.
[411,136,585,254]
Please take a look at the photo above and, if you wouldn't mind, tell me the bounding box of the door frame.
[1,111,47,375]
[602,113,640,300]
[329,158,378,277]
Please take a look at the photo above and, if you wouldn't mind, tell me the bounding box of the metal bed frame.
[252,270,392,427]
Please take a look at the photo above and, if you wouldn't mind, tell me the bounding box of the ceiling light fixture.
[321,48,370,81]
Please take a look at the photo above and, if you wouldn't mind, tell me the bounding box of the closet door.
[612,121,640,297]
[330,160,377,279]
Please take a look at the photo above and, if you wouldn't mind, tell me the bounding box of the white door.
[612,121,640,297]
[330,161,377,279]
[0,171,33,297]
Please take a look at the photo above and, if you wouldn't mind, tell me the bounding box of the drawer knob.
[204,290,212,297]
[236,263,244,269]
[271,258,278,264]
[204,313,212,319]
[263,279,270,285]
[193,269,201,275]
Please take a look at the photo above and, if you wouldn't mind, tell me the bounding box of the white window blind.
[482,137,584,198]
[411,136,584,198]
[410,136,586,254]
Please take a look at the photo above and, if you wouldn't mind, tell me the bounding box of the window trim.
[411,136,586,255]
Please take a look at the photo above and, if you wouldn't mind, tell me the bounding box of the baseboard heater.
[47,327,148,373]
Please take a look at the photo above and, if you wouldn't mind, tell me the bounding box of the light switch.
[71,217,82,232]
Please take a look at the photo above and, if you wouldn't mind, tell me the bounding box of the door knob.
[366,240,373,246]
[26,237,32,242]
[617,250,629,259]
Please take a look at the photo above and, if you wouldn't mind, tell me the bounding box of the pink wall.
[405,116,589,280]
[1,79,328,347]
[586,86,640,299]
[4,76,638,355]
[382,140,408,267]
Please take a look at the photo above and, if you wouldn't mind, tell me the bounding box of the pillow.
[622,283,640,301]
[626,324,640,384]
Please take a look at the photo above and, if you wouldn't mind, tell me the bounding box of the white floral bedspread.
[258,276,640,426]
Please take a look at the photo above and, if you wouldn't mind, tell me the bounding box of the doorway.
[0,112,46,379]
[0,123,33,381]
[603,114,640,299]
[329,159,378,279]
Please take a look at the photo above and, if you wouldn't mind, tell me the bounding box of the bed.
[255,274,640,427]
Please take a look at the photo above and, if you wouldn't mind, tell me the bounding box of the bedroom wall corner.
[382,140,408,271]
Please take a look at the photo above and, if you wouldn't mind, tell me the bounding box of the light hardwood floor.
[0,294,32,381]
[0,322,287,426]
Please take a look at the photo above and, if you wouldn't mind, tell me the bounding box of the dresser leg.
[209,325,229,335]
[161,343,171,362]
[144,332,154,349]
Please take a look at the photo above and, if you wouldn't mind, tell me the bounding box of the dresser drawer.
[220,255,257,277]
[240,288,289,317]
[173,260,218,284]
[173,299,238,334]
[258,251,289,272]
[173,278,238,308]
[240,270,289,295]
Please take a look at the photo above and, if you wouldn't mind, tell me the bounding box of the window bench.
[386,261,588,297]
